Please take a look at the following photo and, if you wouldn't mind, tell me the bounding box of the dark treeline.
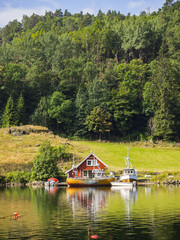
[0,0,179,141]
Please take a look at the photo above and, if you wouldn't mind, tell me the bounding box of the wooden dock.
[56,182,68,186]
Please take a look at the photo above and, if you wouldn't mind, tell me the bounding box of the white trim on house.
[65,152,108,174]
[87,159,97,166]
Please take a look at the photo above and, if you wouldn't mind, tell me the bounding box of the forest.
[0,0,179,141]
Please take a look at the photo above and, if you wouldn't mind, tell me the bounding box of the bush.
[31,141,65,181]
[0,175,6,184]
[6,171,31,183]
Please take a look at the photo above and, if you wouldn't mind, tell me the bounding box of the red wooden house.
[65,152,108,179]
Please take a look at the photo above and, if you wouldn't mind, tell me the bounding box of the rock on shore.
[161,179,180,185]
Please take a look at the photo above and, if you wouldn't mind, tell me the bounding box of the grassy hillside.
[0,126,180,174]
[72,141,180,173]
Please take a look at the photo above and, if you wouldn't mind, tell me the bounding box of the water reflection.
[66,187,111,217]
[0,186,180,240]
[111,187,138,238]
[144,186,151,196]
[45,186,59,195]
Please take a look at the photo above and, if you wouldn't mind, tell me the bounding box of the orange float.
[91,235,98,239]
[13,212,21,220]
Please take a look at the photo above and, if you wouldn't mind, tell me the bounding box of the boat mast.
[125,147,132,168]
[72,153,75,168]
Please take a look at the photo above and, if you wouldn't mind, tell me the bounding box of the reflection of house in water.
[66,187,110,217]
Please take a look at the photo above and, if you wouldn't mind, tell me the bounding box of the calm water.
[0,185,180,240]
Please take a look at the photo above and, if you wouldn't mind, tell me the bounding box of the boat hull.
[66,177,115,187]
[111,181,137,188]
[120,175,138,183]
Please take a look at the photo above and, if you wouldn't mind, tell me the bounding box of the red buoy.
[13,212,21,220]
[91,235,98,239]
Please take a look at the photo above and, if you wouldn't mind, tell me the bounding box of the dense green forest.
[0,0,179,141]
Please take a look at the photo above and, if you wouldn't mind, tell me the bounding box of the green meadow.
[0,126,180,175]
[72,141,180,173]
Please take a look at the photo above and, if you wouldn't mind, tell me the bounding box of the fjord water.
[0,185,180,240]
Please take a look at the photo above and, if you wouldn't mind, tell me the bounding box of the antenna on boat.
[125,147,132,168]
[72,153,75,168]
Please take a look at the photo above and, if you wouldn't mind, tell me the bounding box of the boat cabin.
[65,152,108,179]
[123,168,137,176]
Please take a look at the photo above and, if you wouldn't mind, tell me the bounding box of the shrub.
[31,141,65,181]
[6,171,31,183]
[0,175,6,184]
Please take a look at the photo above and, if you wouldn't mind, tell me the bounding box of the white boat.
[111,181,137,188]
[45,178,59,186]
[120,167,138,183]
[111,148,138,187]
[45,181,56,186]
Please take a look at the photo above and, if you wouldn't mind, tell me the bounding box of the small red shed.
[65,152,108,179]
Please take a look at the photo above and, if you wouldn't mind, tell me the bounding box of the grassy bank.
[0,126,180,175]
[71,141,180,173]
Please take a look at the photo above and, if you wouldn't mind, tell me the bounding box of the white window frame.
[87,160,97,166]
[87,160,92,166]
[83,170,87,178]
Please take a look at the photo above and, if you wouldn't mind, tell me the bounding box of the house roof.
[65,152,108,174]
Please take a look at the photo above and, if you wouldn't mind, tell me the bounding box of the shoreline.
[1,179,180,187]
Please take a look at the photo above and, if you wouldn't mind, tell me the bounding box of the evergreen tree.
[0,3,179,140]
[31,96,50,127]
[144,54,178,140]
[1,95,17,127]
[16,93,26,125]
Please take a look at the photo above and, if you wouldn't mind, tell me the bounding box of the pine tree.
[146,54,177,140]
[1,95,17,128]
[16,93,26,126]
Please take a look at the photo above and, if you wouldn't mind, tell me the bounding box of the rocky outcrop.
[6,182,26,186]
[31,181,45,186]
[8,125,53,136]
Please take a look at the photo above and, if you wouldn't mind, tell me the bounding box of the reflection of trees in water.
[1,186,180,239]
[32,186,68,215]
[31,186,76,239]
[0,187,49,239]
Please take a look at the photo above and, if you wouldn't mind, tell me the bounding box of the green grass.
[72,141,180,173]
[0,126,180,174]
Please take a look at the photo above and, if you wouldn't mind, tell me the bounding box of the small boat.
[120,167,138,183]
[111,148,138,187]
[45,178,59,186]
